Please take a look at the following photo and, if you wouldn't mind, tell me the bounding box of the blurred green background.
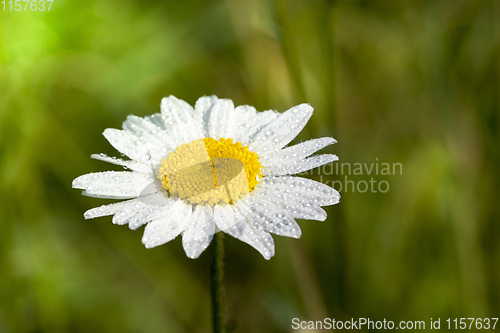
[1,0,499,332]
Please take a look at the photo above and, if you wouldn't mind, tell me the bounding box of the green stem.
[211,231,226,333]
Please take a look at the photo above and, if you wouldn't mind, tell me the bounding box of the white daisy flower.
[73,96,340,259]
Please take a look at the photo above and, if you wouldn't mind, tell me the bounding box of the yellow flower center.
[157,138,262,207]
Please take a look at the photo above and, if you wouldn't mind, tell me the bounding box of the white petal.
[227,105,258,143]
[123,115,162,137]
[208,99,236,139]
[260,176,341,206]
[238,109,279,146]
[113,192,172,229]
[264,154,338,176]
[103,128,150,162]
[122,115,173,148]
[213,205,238,232]
[83,199,139,219]
[128,198,174,230]
[225,201,275,260]
[142,200,192,248]
[137,183,170,205]
[194,95,219,137]
[122,115,177,162]
[111,200,146,225]
[72,171,154,198]
[182,205,216,259]
[287,205,326,221]
[248,198,302,238]
[214,203,283,253]
[160,96,201,143]
[112,204,141,226]
[144,113,166,130]
[260,137,336,167]
[160,95,194,119]
[251,188,327,221]
[91,153,152,173]
[249,103,313,156]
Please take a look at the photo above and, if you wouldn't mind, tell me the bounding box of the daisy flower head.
[73,96,340,259]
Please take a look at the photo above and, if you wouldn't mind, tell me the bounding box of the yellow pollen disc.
[157,138,262,207]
